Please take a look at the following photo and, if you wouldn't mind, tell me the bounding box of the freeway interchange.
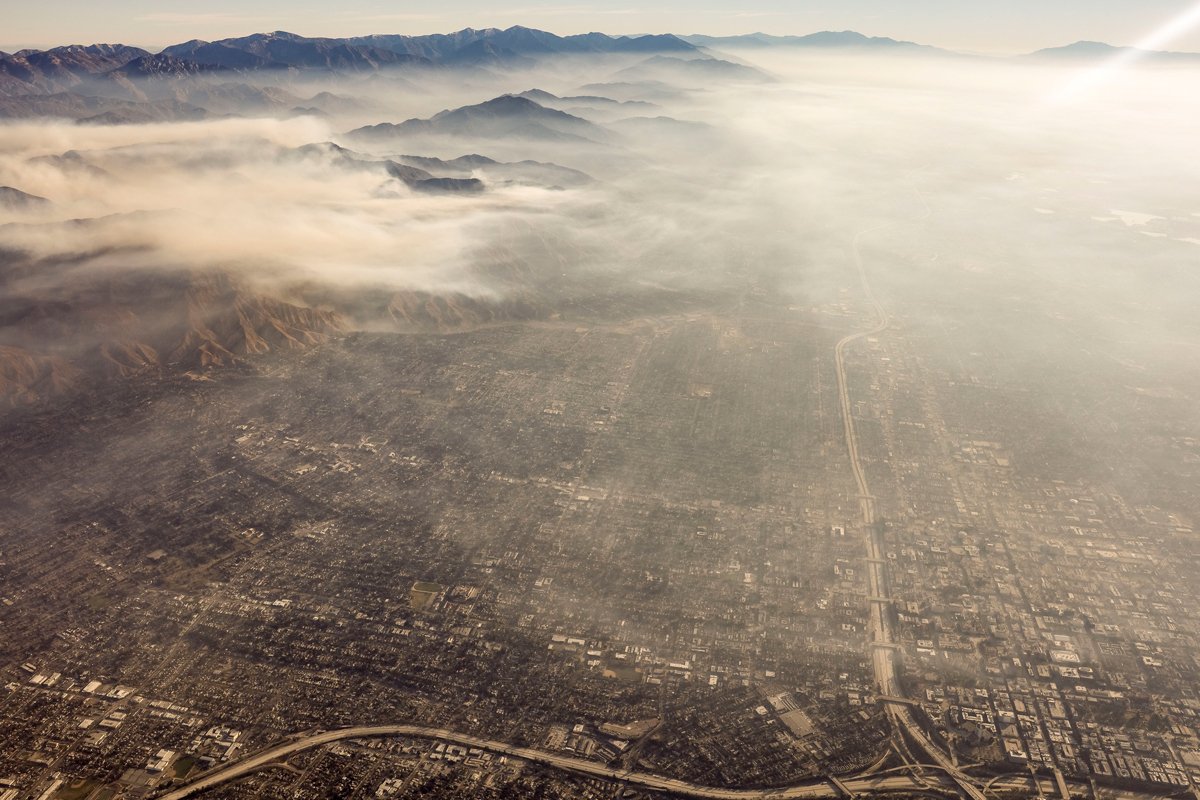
[155,723,1080,800]
[154,723,1169,800]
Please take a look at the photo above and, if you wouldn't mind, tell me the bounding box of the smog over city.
[1,3,1199,800]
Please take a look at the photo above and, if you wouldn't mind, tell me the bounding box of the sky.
[5,0,1200,54]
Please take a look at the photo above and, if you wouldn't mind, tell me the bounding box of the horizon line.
[1,25,1195,59]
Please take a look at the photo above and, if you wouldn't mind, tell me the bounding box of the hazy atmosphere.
[1,6,1199,800]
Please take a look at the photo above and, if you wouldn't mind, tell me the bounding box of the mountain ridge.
[0,270,346,407]
[346,94,614,145]
[683,30,942,52]
[0,27,706,107]
[4,29,1200,70]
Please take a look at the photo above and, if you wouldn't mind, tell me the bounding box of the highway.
[156,724,962,800]
[153,723,1160,800]
[833,224,989,800]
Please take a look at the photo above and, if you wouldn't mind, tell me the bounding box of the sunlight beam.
[1046,0,1200,104]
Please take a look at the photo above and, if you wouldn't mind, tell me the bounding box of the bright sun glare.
[1047,0,1200,103]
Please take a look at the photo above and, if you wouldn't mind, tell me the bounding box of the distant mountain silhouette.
[443,39,536,69]
[0,26,989,110]
[347,26,698,61]
[1028,40,1200,61]
[91,53,232,102]
[613,55,773,84]
[109,53,223,80]
[573,80,684,103]
[684,31,940,52]
[292,141,484,194]
[19,43,151,75]
[76,99,210,124]
[155,28,696,71]
[0,43,151,95]
[161,31,428,71]
[516,88,657,112]
[0,91,209,123]
[0,186,50,209]
[26,151,111,179]
[347,95,613,144]
[0,27,700,95]
[0,74,363,122]
[396,153,593,188]
[17,26,1195,127]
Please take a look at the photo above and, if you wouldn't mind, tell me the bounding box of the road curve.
[154,722,1119,800]
[156,724,961,800]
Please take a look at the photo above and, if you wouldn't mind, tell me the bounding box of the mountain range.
[344,27,696,61]
[3,27,1197,121]
[0,27,701,96]
[4,27,1199,83]
[0,27,716,122]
